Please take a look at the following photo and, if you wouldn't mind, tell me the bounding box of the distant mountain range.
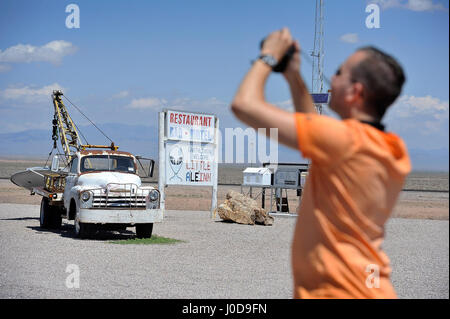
[0,123,159,158]
[0,123,448,172]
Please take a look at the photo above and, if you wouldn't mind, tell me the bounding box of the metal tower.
[311,0,325,114]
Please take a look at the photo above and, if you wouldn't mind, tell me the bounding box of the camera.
[260,38,296,73]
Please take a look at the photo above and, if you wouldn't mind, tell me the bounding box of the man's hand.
[275,39,316,115]
[283,41,301,81]
[230,27,313,151]
[261,28,294,62]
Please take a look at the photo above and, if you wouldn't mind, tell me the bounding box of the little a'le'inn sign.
[158,109,219,213]
[159,109,218,187]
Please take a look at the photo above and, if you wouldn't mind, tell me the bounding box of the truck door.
[64,157,79,214]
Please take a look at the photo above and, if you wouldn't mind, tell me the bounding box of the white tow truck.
[11,90,162,239]
[36,150,162,238]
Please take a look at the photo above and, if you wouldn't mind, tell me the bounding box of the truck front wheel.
[40,197,61,229]
[74,212,93,239]
[136,223,153,238]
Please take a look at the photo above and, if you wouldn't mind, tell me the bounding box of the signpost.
[159,110,219,216]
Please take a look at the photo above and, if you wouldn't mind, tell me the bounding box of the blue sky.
[0,0,449,170]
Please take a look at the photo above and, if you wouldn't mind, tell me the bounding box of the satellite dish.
[10,167,50,191]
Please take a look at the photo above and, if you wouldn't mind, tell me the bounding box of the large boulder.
[215,190,273,226]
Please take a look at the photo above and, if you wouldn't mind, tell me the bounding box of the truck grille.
[92,195,146,208]
[91,183,148,209]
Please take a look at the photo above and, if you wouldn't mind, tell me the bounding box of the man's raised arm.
[283,41,317,114]
[231,28,300,150]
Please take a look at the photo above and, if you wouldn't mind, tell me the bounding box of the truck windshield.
[80,155,136,173]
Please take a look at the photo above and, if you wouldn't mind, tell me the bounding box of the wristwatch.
[258,54,278,69]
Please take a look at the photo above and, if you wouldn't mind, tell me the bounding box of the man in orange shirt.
[231,28,411,299]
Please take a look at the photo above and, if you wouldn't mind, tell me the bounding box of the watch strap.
[258,54,278,69]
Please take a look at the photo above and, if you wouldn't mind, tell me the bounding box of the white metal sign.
[159,110,219,215]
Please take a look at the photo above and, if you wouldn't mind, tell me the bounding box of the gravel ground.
[0,203,448,299]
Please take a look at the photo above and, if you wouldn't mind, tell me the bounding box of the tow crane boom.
[51,90,118,163]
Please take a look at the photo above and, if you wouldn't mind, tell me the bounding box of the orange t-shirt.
[292,113,411,299]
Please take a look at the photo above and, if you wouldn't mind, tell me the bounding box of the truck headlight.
[148,190,159,201]
[81,191,91,202]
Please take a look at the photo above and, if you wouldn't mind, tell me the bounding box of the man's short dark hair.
[351,46,406,119]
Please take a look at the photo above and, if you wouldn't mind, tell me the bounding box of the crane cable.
[44,144,68,169]
[71,118,90,146]
[44,145,56,168]
[62,95,115,145]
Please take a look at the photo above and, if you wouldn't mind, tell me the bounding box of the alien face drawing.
[169,146,183,182]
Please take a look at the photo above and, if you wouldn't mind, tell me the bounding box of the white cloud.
[406,0,446,11]
[0,83,65,103]
[339,33,359,44]
[370,0,447,11]
[112,90,129,99]
[385,95,449,148]
[126,97,167,110]
[0,40,77,66]
[390,95,449,120]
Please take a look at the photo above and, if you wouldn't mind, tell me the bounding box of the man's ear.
[353,82,365,100]
[344,82,359,103]
[345,82,365,107]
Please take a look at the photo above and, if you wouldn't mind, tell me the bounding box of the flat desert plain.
[0,159,447,220]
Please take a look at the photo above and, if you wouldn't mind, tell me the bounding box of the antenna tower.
[311,0,325,114]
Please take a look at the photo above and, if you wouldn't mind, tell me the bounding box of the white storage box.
[242,167,272,186]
